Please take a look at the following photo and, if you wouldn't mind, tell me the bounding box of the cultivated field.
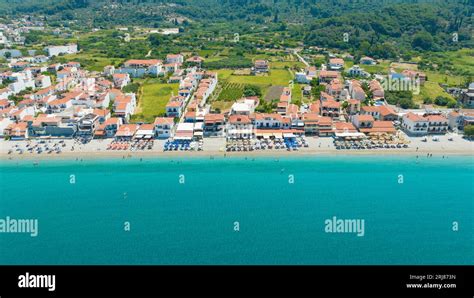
[132,79,179,123]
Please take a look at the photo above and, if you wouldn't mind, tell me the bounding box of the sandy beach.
[1,133,472,160]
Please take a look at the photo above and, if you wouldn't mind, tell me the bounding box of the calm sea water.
[0,156,473,265]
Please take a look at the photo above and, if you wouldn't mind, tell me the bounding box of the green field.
[217,82,244,101]
[292,83,304,103]
[211,69,234,80]
[131,79,179,123]
[413,81,454,105]
[428,48,474,75]
[60,53,119,72]
[270,61,305,70]
[226,69,292,87]
[425,71,464,86]
[210,61,298,110]
[198,49,219,58]
[363,61,391,74]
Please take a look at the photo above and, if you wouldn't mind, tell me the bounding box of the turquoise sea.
[0,156,473,265]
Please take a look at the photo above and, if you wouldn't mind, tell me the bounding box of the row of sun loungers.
[164,140,202,151]
[334,140,409,150]
[226,137,310,152]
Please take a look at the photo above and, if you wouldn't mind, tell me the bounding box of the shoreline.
[1,148,473,161]
[1,135,472,161]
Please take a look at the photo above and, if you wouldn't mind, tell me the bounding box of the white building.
[116,59,163,78]
[34,75,52,89]
[329,58,344,71]
[112,73,131,89]
[154,117,175,139]
[348,65,370,78]
[45,44,78,57]
[227,114,254,139]
[0,117,13,137]
[402,113,429,136]
[166,54,184,64]
[8,71,35,94]
[103,65,115,76]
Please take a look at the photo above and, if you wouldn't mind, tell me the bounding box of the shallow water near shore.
[0,156,473,265]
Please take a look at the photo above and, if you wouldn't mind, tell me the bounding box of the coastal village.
[0,15,472,156]
[1,43,473,156]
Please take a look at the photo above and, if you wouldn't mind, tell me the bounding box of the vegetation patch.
[217,82,244,102]
[132,80,179,123]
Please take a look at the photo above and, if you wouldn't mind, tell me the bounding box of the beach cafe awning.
[272,132,283,139]
[258,132,273,139]
[174,135,193,140]
[335,132,366,139]
[174,131,193,140]
[134,129,154,139]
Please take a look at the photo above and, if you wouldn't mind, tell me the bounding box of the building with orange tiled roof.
[253,59,269,74]
[425,114,448,134]
[329,58,345,70]
[349,80,366,101]
[94,117,123,138]
[166,54,184,64]
[361,105,398,121]
[112,73,131,89]
[369,79,385,99]
[320,99,341,119]
[359,121,396,134]
[115,124,139,139]
[227,114,254,139]
[448,109,474,131]
[154,117,175,139]
[166,96,185,118]
[352,114,375,130]
[402,70,426,85]
[204,113,225,137]
[318,70,340,84]
[4,121,28,140]
[186,56,205,64]
[401,112,429,136]
[346,99,360,115]
[334,122,357,133]
[301,113,318,135]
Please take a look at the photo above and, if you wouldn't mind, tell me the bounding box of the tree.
[423,97,433,104]
[464,125,474,137]
[412,31,433,50]
[122,83,140,94]
[148,34,163,46]
[434,96,450,106]
[399,98,414,109]
[359,41,370,55]
[243,85,262,97]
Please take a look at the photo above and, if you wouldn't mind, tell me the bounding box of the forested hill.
[0,0,472,55]
[1,0,472,24]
